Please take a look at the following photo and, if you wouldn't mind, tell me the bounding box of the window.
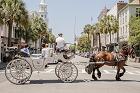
[125,11,127,22]
[123,26,124,34]
[126,25,127,33]
[136,8,140,17]
[123,13,124,24]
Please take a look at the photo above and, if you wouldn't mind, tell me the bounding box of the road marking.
[126,71,135,74]
[134,71,140,74]
[102,70,112,74]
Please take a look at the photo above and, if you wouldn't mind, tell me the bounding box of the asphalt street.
[0,55,140,93]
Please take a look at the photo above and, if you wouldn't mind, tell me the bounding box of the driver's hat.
[58,33,63,36]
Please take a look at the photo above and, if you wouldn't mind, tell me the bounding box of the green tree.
[129,16,140,45]
[98,15,118,44]
[83,24,96,49]
[0,0,28,46]
[30,16,48,48]
[77,34,90,52]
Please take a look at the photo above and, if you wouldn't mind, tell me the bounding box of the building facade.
[118,0,140,47]
[106,1,127,51]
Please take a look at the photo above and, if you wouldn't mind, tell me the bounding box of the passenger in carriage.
[20,44,30,57]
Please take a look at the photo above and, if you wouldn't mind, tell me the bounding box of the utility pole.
[74,16,76,53]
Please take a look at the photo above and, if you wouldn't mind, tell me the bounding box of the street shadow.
[29,79,84,84]
[86,79,140,83]
[28,79,140,85]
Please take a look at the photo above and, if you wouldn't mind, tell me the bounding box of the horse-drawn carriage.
[5,48,78,85]
[5,44,135,84]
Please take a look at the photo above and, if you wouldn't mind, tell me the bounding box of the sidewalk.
[127,58,140,69]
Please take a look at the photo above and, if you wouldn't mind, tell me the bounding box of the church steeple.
[39,0,48,22]
[40,0,46,4]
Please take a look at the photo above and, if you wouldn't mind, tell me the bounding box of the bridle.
[120,46,135,59]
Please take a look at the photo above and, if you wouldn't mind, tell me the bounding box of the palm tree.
[30,16,48,49]
[98,15,118,44]
[0,0,28,46]
[83,24,94,50]
[84,24,91,42]
[95,22,101,51]
[111,16,119,42]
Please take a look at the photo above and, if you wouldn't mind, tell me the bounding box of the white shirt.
[56,36,65,49]
[42,48,52,58]
[20,48,30,55]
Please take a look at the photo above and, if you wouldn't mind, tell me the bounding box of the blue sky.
[23,0,128,43]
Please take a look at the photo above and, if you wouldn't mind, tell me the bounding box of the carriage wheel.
[58,62,78,83]
[55,62,63,78]
[5,58,32,85]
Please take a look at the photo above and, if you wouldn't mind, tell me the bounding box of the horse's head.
[121,45,135,59]
[128,45,136,58]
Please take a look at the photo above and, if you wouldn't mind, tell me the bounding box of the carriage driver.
[55,33,66,52]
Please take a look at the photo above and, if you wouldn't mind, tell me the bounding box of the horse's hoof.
[94,78,98,81]
[119,73,123,77]
[116,78,121,81]
[97,73,101,78]
[92,77,98,81]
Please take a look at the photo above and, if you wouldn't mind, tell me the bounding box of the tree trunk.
[92,34,94,47]
[105,34,106,45]
[98,33,101,51]
[117,31,119,43]
[109,32,112,44]
[25,30,28,43]
[87,33,90,50]
[35,40,37,53]
[7,21,13,47]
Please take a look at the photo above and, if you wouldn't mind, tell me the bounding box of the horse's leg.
[96,64,104,78]
[92,68,98,80]
[115,66,121,81]
[97,68,101,78]
[119,67,126,77]
[119,61,126,77]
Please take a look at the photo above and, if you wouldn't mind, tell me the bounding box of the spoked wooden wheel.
[58,62,78,83]
[55,62,63,78]
[5,58,32,85]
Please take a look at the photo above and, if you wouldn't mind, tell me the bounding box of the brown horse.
[85,46,135,81]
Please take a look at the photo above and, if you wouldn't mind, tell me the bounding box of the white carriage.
[5,48,78,85]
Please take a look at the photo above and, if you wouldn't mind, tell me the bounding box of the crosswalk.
[1,68,140,75]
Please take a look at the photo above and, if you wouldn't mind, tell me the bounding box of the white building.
[106,1,127,51]
[98,6,109,47]
[118,0,140,46]
[39,0,48,23]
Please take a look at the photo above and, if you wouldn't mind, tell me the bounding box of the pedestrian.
[41,43,52,67]
[55,33,66,52]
